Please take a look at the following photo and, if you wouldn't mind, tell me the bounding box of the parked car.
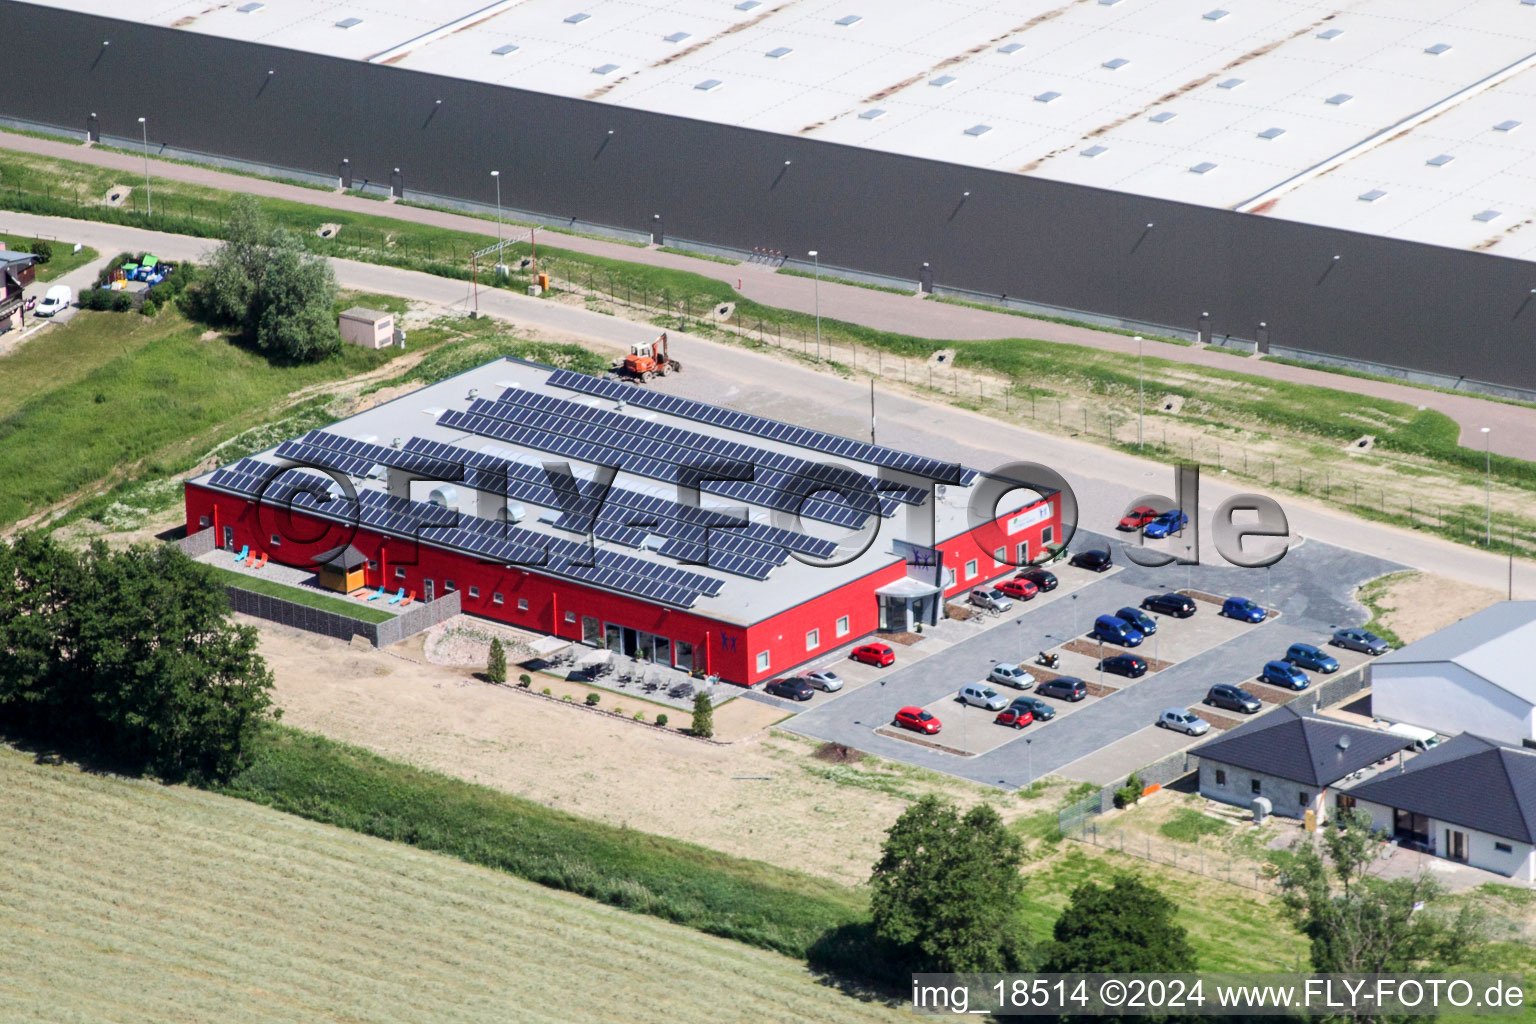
[1142,592,1196,618]
[995,578,1039,601]
[1098,653,1148,678]
[959,683,1009,711]
[1036,676,1088,701]
[1259,660,1310,690]
[894,706,941,734]
[764,677,814,701]
[1332,628,1390,655]
[850,643,896,667]
[994,704,1035,729]
[1284,643,1339,674]
[1004,694,1056,722]
[34,285,72,317]
[1016,568,1058,592]
[1070,548,1113,572]
[1158,707,1210,735]
[1205,684,1262,714]
[1115,606,1158,636]
[1222,596,1267,623]
[1117,505,1160,531]
[969,587,1014,613]
[1142,509,1189,539]
[804,670,844,692]
[1091,614,1144,647]
[988,663,1035,689]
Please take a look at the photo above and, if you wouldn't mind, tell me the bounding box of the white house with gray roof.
[1340,733,1536,881]
[1370,602,1536,749]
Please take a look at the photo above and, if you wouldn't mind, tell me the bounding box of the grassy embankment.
[201,564,395,624]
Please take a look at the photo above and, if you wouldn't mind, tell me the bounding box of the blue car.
[1092,614,1144,647]
[1115,606,1158,636]
[1259,660,1309,690]
[1142,509,1188,539]
[1222,597,1267,623]
[1284,643,1339,673]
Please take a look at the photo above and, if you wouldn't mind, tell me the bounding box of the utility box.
[338,306,395,350]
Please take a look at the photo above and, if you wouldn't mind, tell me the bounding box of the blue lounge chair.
[388,587,406,605]
[232,545,249,563]
[365,586,386,601]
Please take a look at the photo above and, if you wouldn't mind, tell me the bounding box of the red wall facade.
[186,484,1060,686]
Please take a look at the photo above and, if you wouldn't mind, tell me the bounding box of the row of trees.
[869,797,1483,1011]
[194,195,342,363]
[0,535,277,782]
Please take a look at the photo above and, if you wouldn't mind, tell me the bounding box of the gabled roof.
[315,543,369,571]
[1194,704,1406,788]
[0,251,38,267]
[1375,601,1536,705]
[1343,733,1536,844]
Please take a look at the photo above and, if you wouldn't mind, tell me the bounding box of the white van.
[1384,722,1440,753]
[35,285,72,317]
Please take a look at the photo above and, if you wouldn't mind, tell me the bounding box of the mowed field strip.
[0,747,906,1024]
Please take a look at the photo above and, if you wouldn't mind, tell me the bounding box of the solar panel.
[545,369,972,484]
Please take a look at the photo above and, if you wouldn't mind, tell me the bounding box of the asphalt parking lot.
[776,529,1403,789]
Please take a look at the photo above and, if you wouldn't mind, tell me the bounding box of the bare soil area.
[249,618,1014,885]
[1368,571,1504,644]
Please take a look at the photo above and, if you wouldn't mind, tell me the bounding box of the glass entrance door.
[603,623,621,652]
[1445,829,1468,862]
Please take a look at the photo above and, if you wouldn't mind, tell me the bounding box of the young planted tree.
[486,638,507,684]
[690,691,714,738]
[1276,810,1484,981]
[869,795,1030,974]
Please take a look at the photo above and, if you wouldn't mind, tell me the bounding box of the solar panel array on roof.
[543,369,971,484]
[204,458,724,606]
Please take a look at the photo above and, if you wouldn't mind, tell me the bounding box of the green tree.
[1276,810,1484,983]
[486,638,507,684]
[196,195,340,362]
[690,691,714,738]
[0,535,277,782]
[869,795,1030,974]
[1039,874,1196,974]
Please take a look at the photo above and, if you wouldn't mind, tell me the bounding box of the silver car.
[1158,707,1210,736]
[968,588,1014,613]
[988,663,1036,690]
[959,684,1009,711]
[804,670,844,692]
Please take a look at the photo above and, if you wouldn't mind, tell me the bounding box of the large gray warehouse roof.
[27,0,1536,263]
[1376,601,1536,705]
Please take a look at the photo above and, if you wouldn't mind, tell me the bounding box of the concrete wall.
[221,585,461,646]
[1348,796,1536,881]
[7,2,1536,392]
[1198,759,1329,822]
[1373,663,1535,747]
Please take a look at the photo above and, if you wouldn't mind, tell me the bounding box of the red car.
[851,642,896,667]
[894,706,941,734]
[995,578,1039,601]
[994,706,1035,729]
[1117,505,1160,531]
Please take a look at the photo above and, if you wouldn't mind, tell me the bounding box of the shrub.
[486,638,507,684]
[1113,772,1145,810]
[139,297,159,317]
[656,713,668,728]
[27,239,52,264]
[518,673,532,688]
[633,711,644,721]
[541,687,551,695]
[584,693,601,707]
[690,692,714,738]
[110,292,133,313]
[562,694,574,702]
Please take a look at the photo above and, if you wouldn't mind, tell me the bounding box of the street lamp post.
[1025,738,1033,786]
[1136,335,1144,449]
[136,117,151,218]
[808,249,822,361]
[1482,427,1492,545]
[490,170,502,251]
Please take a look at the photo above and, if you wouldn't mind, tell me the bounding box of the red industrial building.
[184,358,1061,685]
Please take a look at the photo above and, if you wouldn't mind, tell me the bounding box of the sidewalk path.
[1,209,1525,598]
[4,132,1533,458]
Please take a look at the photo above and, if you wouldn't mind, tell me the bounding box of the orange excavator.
[612,332,682,383]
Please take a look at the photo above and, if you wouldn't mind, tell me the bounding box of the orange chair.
[399,591,416,608]
[252,553,268,569]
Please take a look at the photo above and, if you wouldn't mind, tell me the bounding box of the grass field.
[0,743,908,1024]
[202,564,395,624]
[0,232,98,282]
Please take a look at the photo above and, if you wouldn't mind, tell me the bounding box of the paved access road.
[3,131,1533,458]
[776,531,1402,788]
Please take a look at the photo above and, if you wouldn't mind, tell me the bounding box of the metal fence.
[1072,820,1280,894]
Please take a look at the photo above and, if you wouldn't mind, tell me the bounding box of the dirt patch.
[103,185,131,207]
[873,726,974,756]
[421,618,537,666]
[1061,638,1174,673]
[316,223,340,240]
[883,630,925,646]
[1246,682,1302,705]
[927,348,957,368]
[1084,680,1120,698]
[814,742,865,765]
[1191,708,1245,731]
[1366,571,1503,645]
